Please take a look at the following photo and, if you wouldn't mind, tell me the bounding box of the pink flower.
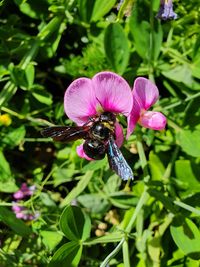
[64,71,133,159]
[12,202,40,221]
[13,183,35,200]
[127,77,166,137]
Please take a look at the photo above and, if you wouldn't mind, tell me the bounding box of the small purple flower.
[13,183,35,200]
[12,202,40,221]
[12,184,38,221]
[127,78,167,137]
[156,0,177,20]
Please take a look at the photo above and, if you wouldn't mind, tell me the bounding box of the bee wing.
[107,137,134,181]
[41,126,89,142]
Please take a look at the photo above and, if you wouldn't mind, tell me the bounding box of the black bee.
[41,112,133,180]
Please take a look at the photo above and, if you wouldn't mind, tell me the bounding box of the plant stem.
[125,187,149,233]
[174,201,200,216]
[100,238,125,267]
[122,239,131,267]
[164,92,200,110]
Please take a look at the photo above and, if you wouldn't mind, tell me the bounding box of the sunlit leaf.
[171,217,200,260]
[104,23,129,74]
[49,241,82,267]
[60,205,91,241]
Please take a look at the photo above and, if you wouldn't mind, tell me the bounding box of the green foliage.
[60,205,91,241]
[104,23,130,74]
[170,217,200,259]
[0,206,32,236]
[1,0,200,266]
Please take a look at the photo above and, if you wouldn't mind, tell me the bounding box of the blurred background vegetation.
[1,0,200,266]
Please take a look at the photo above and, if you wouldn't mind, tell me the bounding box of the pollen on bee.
[96,104,104,114]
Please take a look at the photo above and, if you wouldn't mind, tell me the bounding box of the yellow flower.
[0,114,12,126]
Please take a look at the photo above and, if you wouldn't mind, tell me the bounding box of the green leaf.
[0,207,32,236]
[109,192,138,209]
[0,82,17,107]
[0,150,18,193]
[49,241,82,267]
[170,217,200,259]
[177,129,200,157]
[60,171,93,208]
[162,65,200,91]
[104,23,129,74]
[130,5,162,61]
[9,62,35,90]
[2,126,26,148]
[25,63,35,89]
[77,194,110,214]
[14,0,49,19]
[78,0,95,23]
[193,32,200,60]
[40,231,63,251]
[130,9,150,59]
[86,232,124,245]
[175,160,200,192]
[53,167,76,186]
[148,189,177,213]
[103,174,121,194]
[82,158,107,172]
[32,88,53,105]
[60,206,91,241]
[148,151,165,180]
[91,0,116,22]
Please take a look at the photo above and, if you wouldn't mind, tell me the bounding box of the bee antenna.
[95,97,103,107]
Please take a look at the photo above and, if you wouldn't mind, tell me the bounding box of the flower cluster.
[64,71,166,160]
[156,0,177,20]
[12,183,39,220]
[13,183,35,200]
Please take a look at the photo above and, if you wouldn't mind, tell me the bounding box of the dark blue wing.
[107,137,134,181]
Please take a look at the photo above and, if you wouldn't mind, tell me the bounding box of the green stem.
[164,92,200,110]
[148,0,155,82]
[125,187,149,233]
[122,239,131,267]
[174,200,200,216]
[163,146,179,180]
[136,138,150,181]
[19,40,40,69]
[100,238,125,267]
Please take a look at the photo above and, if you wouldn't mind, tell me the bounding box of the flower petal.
[133,77,159,110]
[139,111,167,130]
[64,78,99,125]
[126,97,141,138]
[92,72,133,116]
[115,122,124,147]
[76,144,93,161]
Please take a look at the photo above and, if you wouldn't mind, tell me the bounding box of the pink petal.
[92,72,133,116]
[115,122,124,147]
[16,212,25,219]
[13,191,24,200]
[139,111,167,130]
[12,204,23,212]
[126,98,141,138]
[133,77,159,110]
[76,144,93,161]
[64,78,99,125]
